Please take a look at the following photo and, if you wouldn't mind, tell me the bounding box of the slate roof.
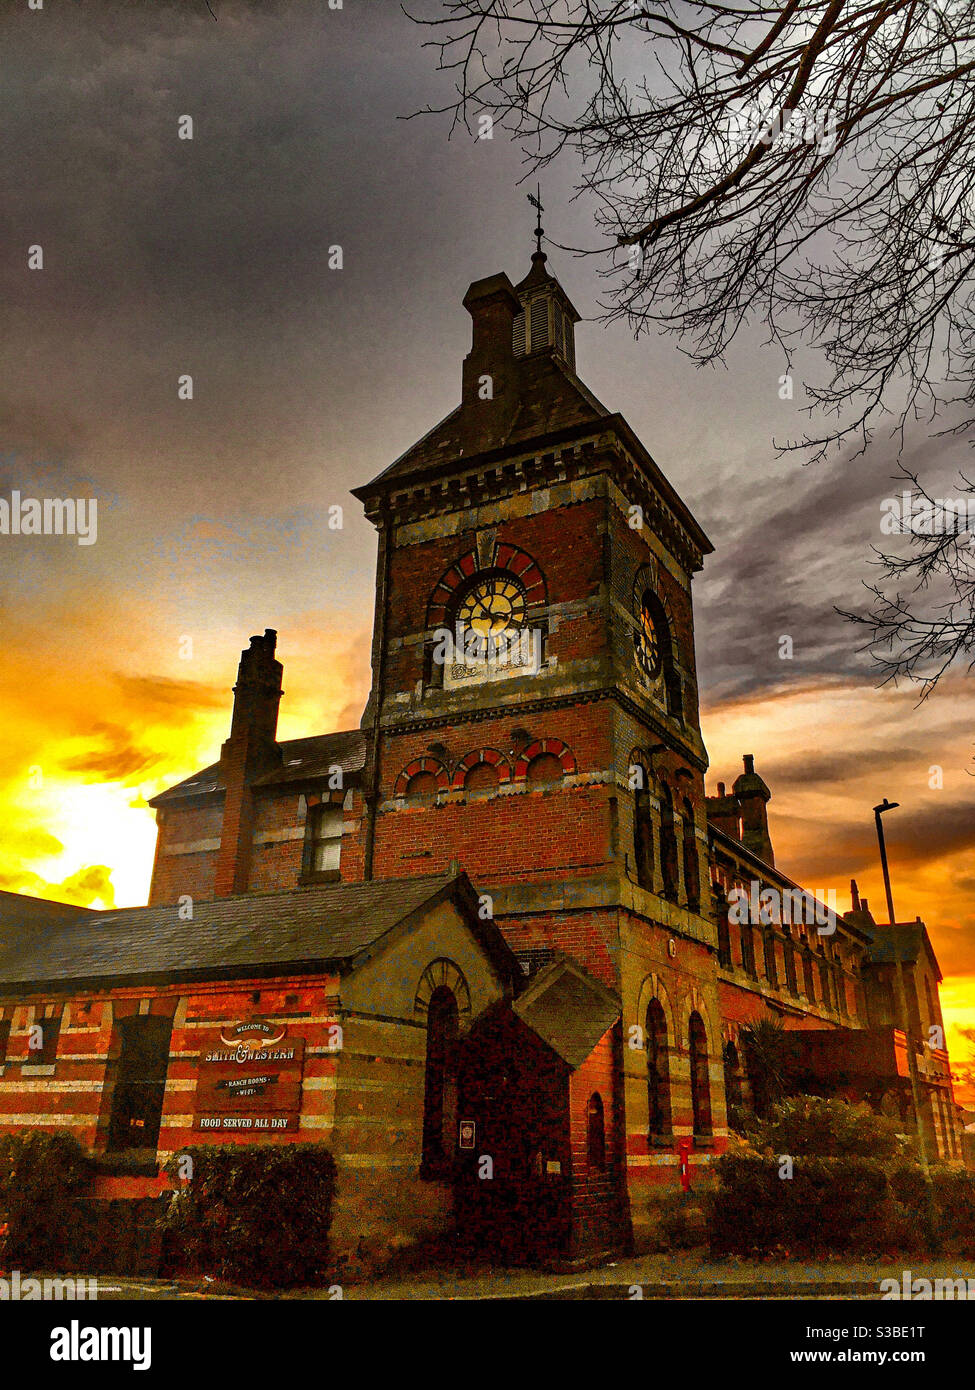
[150,728,367,807]
[0,891,96,929]
[0,873,480,989]
[513,956,621,1069]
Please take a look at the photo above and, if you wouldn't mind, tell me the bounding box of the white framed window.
[309,803,343,874]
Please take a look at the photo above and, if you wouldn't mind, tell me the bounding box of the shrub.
[0,1130,93,1270]
[708,1153,894,1256]
[161,1143,337,1288]
[744,1095,908,1160]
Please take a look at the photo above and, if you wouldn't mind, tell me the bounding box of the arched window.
[681,797,700,911]
[659,785,679,902]
[646,999,671,1138]
[587,1093,606,1170]
[689,1012,712,1137]
[633,765,654,889]
[526,752,562,786]
[421,986,459,1178]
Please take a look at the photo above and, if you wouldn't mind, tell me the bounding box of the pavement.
[87,1251,975,1300]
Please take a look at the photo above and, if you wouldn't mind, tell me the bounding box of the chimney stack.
[460,273,521,452]
[705,781,743,842]
[215,630,284,897]
[732,753,774,866]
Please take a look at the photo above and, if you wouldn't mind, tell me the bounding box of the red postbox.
[677,1136,692,1191]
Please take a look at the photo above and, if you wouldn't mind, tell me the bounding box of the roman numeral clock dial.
[635,591,663,682]
[457,574,526,637]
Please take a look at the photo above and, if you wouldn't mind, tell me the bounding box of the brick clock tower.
[352,247,724,1243]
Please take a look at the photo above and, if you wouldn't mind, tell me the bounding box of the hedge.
[160,1143,337,1288]
[0,1130,92,1270]
[709,1153,975,1257]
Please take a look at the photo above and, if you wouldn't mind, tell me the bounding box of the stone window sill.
[22,1064,55,1076]
[299,870,341,886]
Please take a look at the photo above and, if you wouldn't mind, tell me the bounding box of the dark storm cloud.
[692,413,970,702]
[758,746,929,787]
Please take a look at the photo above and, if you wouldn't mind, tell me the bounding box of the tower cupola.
[512,250,580,371]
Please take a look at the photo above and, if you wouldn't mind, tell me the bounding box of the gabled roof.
[512,955,621,1069]
[149,728,367,807]
[0,872,512,991]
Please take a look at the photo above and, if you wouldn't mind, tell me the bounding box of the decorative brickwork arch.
[425,542,547,630]
[513,738,576,782]
[451,747,512,791]
[394,757,450,799]
[636,973,677,1045]
[624,747,656,793]
[414,958,473,1032]
[680,986,717,1054]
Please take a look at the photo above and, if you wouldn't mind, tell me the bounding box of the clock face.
[635,592,663,680]
[456,573,527,638]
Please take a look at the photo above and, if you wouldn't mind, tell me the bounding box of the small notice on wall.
[192,1020,305,1132]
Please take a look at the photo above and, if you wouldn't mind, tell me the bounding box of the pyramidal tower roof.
[354,250,609,496]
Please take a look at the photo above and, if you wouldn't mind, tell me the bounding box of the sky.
[1,1,973,1075]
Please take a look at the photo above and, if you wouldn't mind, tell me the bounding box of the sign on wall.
[193,1020,305,1133]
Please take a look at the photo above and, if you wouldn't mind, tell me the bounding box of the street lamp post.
[873,799,939,1250]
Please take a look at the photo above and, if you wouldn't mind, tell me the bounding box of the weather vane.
[527,186,544,254]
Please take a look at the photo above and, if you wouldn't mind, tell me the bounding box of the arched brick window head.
[513,738,576,782]
[421,986,459,1179]
[689,1011,712,1137]
[587,1092,606,1171]
[406,771,439,799]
